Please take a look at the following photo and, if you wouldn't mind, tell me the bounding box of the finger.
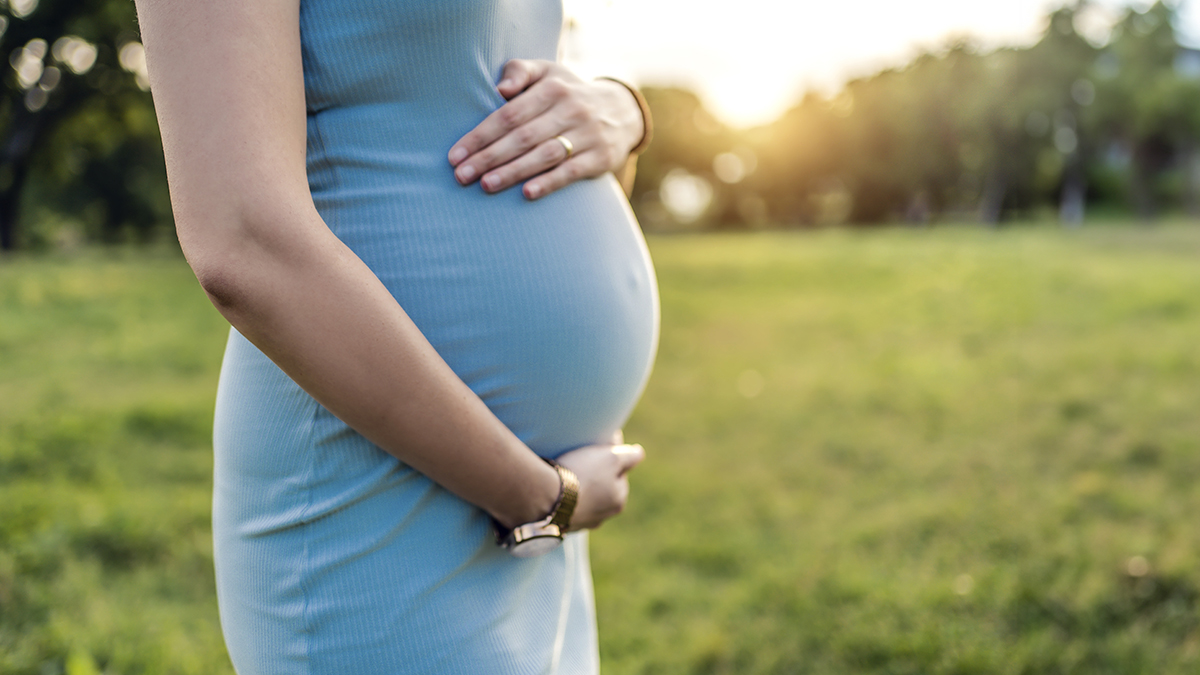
[497,59,551,100]
[470,119,571,190]
[613,444,645,475]
[480,135,572,194]
[610,429,624,445]
[451,63,561,168]
[523,150,607,200]
[448,88,557,171]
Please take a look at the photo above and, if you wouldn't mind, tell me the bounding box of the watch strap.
[494,459,579,553]
[547,461,579,532]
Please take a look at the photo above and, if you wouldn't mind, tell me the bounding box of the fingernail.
[449,147,467,164]
[456,165,475,183]
[498,79,513,89]
[525,184,541,199]
[483,174,500,191]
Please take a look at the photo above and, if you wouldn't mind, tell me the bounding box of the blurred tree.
[842,41,996,223]
[1090,1,1199,218]
[747,91,845,225]
[981,3,1097,225]
[634,88,727,192]
[0,0,164,250]
[633,87,733,229]
[631,2,1200,229]
[4,0,1194,241]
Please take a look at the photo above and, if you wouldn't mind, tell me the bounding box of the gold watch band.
[494,459,580,556]
[548,462,579,532]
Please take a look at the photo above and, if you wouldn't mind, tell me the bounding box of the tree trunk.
[979,170,1006,227]
[1059,168,1086,228]
[1182,143,1200,217]
[1129,138,1169,222]
[0,161,29,251]
[1128,164,1156,222]
[0,103,54,250]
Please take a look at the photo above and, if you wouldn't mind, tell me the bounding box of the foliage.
[634,1,1200,229]
[8,1,1200,244]
[6,227,1200,672]
[0,249,230,673]
[0,0,166,250]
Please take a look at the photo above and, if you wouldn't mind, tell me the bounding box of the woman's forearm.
[138,0,559,530]
[192,209,560,529]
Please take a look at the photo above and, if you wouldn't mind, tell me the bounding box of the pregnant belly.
[317,173,659,455]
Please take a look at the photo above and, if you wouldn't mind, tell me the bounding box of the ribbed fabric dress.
[210,0,659,673]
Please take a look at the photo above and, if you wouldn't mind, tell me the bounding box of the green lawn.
[4,227,1200,674]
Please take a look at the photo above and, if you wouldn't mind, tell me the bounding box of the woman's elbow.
[176,213,272,312]
[175,198,325,311]
[192,262,246,313]
[173,215,242,306]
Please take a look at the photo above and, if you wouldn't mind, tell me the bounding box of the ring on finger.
[553,135,574,160]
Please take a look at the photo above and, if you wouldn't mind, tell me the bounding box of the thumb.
[497,59,550,99]
[613,443,645,476]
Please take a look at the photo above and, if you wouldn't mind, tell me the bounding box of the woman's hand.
[555,438,645,531]
[448,59,645,200]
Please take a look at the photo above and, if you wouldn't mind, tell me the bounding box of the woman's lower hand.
[554,440,645,531]
[447,59,645,200]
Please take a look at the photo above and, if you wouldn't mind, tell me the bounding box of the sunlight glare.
[561,0,1181,128]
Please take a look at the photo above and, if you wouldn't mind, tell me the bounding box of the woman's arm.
[136,0,640,529]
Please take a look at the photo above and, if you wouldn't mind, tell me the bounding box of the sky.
[560,0,1200,128]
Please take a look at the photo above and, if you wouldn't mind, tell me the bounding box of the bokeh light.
[52,36,98,76]
[9,0,38,19]
[659,168,713,223]
[12,39,45,90]
[118,41,150,90]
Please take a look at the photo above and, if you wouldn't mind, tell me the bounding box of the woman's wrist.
[491,456,562,530]
[595,76,653,156]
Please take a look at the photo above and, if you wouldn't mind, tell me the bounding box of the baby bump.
[319,173,660,455]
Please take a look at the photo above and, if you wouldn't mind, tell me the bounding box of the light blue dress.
[210,0,659,673]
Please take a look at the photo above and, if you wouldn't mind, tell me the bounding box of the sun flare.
[562,0,1200,128]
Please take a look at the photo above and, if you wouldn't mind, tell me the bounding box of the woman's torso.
[300,0,658,453]
[211,0,658,672]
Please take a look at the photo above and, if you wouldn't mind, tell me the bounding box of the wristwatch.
[496,459,580,558]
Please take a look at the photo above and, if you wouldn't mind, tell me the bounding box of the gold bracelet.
[597,76,654,155]
[547,461,579,532]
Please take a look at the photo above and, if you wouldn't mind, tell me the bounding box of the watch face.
[509,535,563,558]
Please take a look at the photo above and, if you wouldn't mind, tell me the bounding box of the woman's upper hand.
[447,59,645,200]
[554,439,645,531]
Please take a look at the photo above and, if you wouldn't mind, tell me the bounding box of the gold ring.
[553,135,574,159]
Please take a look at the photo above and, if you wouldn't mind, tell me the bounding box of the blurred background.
[12,1,1200,246]
[6,1,1200,673]
[8,1,1200,247]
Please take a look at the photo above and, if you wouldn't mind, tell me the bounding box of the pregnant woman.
[136,0,658,672]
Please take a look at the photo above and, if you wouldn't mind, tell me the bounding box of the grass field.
[4,226,1200,674]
